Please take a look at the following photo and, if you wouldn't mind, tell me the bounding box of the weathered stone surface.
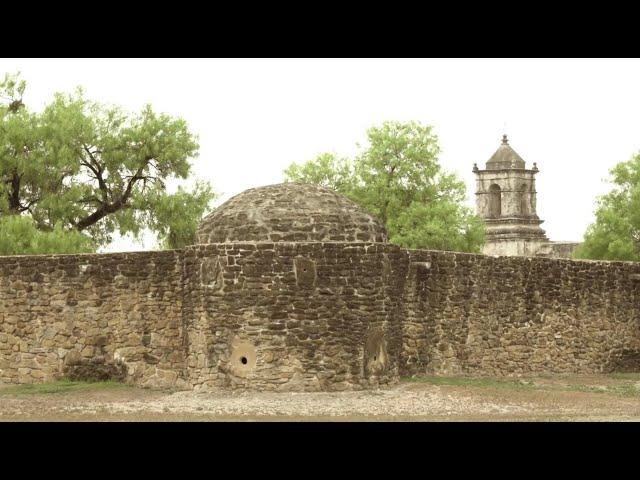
[0,250,185,388]
[182,242,406,391]
[195,183,388,244]
[64,358,127,382]
[0,183,638,392]
[401,250,640,377]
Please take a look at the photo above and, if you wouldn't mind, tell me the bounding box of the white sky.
[3,58,640,251]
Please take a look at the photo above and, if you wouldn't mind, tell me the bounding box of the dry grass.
[0,379,131,396]
[404,373,640,397]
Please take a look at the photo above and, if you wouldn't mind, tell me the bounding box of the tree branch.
[7,169,21,213]
[74,163,147,231]
[82,145,109,201]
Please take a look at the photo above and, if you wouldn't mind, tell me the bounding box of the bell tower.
[473,135,549,256]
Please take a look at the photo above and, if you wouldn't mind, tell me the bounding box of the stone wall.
[0,251,186,388]
[535,241,582,259]
[481,237,549,257]
[0,242,408,391]
[1,243,639,391]
[400,250,640,377]
[181,242,407,391]
[483,240,581,258]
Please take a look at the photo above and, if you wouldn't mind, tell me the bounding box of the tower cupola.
[473,135,548,256]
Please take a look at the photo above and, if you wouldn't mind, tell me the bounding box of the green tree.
[0,215,94,255]
[284,121,484,252]
[574,153,640,261]
[283,152,353,191]
[0,73,215,255]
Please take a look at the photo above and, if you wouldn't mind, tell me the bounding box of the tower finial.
[502,134,509,145]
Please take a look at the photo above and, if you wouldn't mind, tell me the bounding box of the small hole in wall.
[303,268,307,272]
[240,356,248,365]
[374,356,377,361]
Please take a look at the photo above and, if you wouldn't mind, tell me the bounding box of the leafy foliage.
[284,152,353,191]
[575,153,640,261]
[0,72,215,254]
[0,215,94,255]
[284,121,484,252]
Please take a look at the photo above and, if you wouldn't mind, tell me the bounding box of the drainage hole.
[240,356,248,365]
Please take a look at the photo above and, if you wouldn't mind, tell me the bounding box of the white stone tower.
[473,135,549,256]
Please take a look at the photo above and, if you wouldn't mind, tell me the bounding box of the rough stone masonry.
[0,183,639,391]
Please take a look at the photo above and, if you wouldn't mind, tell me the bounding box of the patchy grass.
[563,383,640,398]
[402,376,537,390]
[402,374,640,397]
[612,383,640,397]
[0,379,130,396]
[608,372,640,381]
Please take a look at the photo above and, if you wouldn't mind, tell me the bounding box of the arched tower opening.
[519,183,529,216]
[489,184,501,218]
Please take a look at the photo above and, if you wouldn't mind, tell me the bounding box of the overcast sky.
[3,58,640,251]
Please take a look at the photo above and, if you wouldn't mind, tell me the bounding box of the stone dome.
[195,182,387,244]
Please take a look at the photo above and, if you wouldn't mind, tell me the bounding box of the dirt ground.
[1,374,640,421]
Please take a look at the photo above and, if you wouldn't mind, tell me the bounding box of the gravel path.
[0,383,535,420]
[104,384,536,418]
[2,378,640,421]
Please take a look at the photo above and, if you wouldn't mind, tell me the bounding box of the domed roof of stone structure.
[486,134,526,170]
[195,182,388,244]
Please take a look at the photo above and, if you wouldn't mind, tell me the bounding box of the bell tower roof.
[485,134,526,170]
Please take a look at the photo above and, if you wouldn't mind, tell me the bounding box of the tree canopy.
[284,121,484,252]
[0,72,215,255]
[574,153,640,261]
